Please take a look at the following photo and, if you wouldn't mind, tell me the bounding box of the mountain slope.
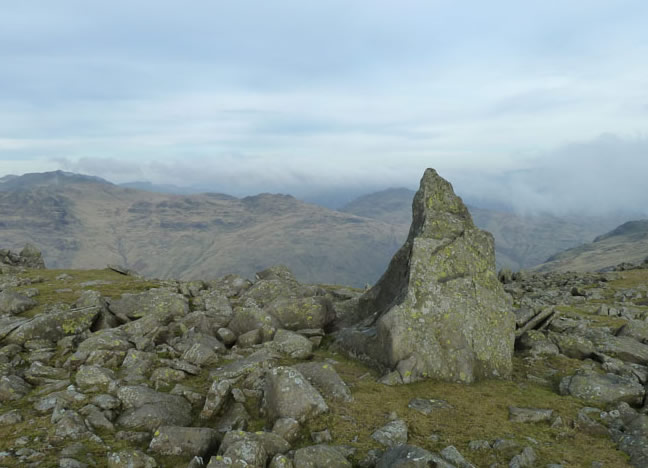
[341,188,628,271]
[0,174,405,286]
[535,220,648,272]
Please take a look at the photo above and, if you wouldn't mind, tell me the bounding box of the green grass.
[14,268,161,318]
[301,349,630,467]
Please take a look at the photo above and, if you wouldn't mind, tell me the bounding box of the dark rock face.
[335,168,515,383]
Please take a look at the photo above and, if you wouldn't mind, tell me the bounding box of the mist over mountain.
[0,170,638,284]
[0,171,407,287]
[339,187,631,271]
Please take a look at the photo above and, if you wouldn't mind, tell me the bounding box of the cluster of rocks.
[505,269,648,466]
[610,257,648,272]
[0,261,522,468]
[0,244,45,273]
[0,262,367,467]
[3,168,647,467]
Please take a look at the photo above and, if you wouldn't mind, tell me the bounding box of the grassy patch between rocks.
[303,349,631,467]
[14,268,161,317]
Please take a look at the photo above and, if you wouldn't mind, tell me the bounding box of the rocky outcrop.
[335,168,515,383]
[0,244,46,271]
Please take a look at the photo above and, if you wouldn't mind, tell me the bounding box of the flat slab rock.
[508,407,554,423]
[149,426,219,457]
[408,397,453,415]
[560,370,645,406]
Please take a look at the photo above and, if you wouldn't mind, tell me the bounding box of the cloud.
[448,134,648,216]
[1,2,647,213]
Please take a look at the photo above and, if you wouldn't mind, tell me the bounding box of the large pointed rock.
[335,169,514,383]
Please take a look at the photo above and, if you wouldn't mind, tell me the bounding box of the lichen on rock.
[334,168,515,383]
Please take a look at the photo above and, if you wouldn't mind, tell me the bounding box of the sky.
[1,1,647,213]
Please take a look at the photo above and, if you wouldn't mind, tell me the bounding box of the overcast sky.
[1,1,647,213]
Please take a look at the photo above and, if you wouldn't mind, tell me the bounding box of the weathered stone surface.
[0,409,23,425]
[440,445,476,468]
[293,445,352,468]
[518,330,560,357]
[560,370,645,406]
[148,425,219,457]
[216,431,268,468]
[508,407,554,423]
[0,244,45,269]
[265,297,334,331]
[548,332,595,360]
[407,398,453,415]
[273,329,314,359]
[618,320,648,344]
[272,417,301,443]
[24,361,68,384]
[78,329,132,354]
[371,419,408,448]
[75,290,121,330]
[200,379,232,420]
[0,291,37,316]
[219,431,290,460]
[587,331,648,365]
[376,445,437,468]
[210,349,279,381]
[116,385,192,431]
[55,411,90,440]
[108,289,188,321]
[81,404,115,432]
[75,365,116,388]
[0,375,31,401]
[335,169,514,383]
[107,450,157,468]
[3,306,99,345]
[229,302,279,339]
[293,362,352,402]
[264,366,328,424]
[269,454,294,468]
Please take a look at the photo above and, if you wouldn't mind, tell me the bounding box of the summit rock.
[335,168,515,383]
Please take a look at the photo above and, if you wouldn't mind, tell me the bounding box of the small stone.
[371,419,408,448]
[509,446,537,468]
[408,397,453,415]
[508,407,554,423]
[311,429,333,443]
[0,409,23,425]
[468,440,491,450]
[200,380,232,420]
[272,418,301,443]
[441,445,476,468]
[107,450,157,468]
[149,425,219,457]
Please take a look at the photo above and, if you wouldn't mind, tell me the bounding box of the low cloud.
[448,134,648,216]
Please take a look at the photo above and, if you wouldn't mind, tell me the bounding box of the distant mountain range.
[0,171,405,286]
[339,187,628,271]
[0,170,639,284]
[535,220,648,272]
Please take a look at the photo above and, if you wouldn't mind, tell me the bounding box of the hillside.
[341,188,627,271]
[535,220,648,272]
[0,172,404,287]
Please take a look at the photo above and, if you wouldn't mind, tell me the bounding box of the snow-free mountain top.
[0,171,638,284]
[536,220,648,272]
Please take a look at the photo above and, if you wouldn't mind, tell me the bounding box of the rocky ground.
[0,249,647,467]
[3,169,648,468]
